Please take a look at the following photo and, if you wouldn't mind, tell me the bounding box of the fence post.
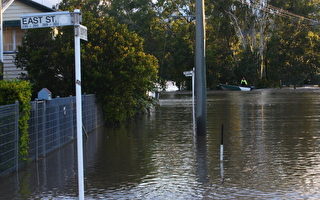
[56,101,61,148]
[82,95,86,131]
[35,101,39,160]
[41,101,46,156]
[70,97,75,139]
[15,101,19,173]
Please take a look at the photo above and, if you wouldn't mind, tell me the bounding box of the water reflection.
[1,89,320,199]
[194,135,209,185]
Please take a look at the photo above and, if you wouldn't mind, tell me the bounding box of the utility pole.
[195,0,206,135]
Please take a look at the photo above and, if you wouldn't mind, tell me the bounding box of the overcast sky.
[32,0,61,9]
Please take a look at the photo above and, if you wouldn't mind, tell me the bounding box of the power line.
[236,0,319,24]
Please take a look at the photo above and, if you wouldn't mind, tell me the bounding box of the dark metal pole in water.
[220,124,224,161]
[195,0,207,135]
[220,124,224,183]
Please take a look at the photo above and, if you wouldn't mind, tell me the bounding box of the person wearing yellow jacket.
[241,77,248,86]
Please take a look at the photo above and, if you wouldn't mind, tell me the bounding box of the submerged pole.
[220,124,224,183]
[195,0,207,135]
[220,124,224,161]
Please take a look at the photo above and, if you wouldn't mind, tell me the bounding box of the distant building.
[1,0,53,80]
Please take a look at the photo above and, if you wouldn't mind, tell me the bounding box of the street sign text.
[21,11,73,29]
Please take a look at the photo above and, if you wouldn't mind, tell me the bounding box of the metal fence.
[0,103,19,175]
[0,94,103,176]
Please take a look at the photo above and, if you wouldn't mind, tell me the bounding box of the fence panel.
[0,94,103,176]
[0,103,19,176]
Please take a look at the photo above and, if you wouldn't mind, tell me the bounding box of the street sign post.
[183,68,195,133]
[21,9,86,200]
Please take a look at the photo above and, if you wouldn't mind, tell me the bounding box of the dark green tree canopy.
[16,0,158,123]
[16,0,320,105]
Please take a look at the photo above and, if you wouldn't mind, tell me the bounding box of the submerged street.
[1,88,320,199]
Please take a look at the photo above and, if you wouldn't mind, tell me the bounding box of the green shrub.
[0,61,3,80]
[0,80,32,159]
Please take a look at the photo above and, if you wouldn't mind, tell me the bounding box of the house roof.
[2,0,54,12]
[2,0,10,6]
[2,0,13,10]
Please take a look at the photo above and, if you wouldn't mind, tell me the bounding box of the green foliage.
[98,0,320,88]
[0,80,32,159]
[104,0,195,89]
[15,0,320,115]
[158,20,194,89]
[255,78,277,89]
[0,61,3,79]
[81,16,158,123]
[235,50,260,85]
[205,0,320,87]
[266,20,320,86]
[16,0,158,124]
[15,27,74,97]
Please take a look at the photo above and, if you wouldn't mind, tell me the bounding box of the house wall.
[3,53,27,79]
[4,1,43,20]
[3,1,50,80]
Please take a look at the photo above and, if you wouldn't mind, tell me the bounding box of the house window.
[3,27,25,52]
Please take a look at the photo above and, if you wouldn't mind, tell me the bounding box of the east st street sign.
[21,11,74,29]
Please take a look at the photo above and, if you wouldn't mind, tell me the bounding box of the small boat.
[218,84,251,91]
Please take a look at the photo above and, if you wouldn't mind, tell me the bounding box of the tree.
[267,21,320,86]
[82,16,158,122]
[15,28,75,97]
[104,0,196,89]
[16,0,159,123]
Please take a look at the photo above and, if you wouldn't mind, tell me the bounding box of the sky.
[32,0,61,9]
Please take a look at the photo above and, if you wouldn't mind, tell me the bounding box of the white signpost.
[79,25,88,41]
[21,9,87,200]
[183,68,196,133]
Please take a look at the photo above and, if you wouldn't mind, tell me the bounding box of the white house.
[1,0,53,79]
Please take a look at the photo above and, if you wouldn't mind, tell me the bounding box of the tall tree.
[16,0,159,123]
[104,0,196,88]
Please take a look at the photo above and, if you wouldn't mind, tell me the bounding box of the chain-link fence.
[0,95,103,176]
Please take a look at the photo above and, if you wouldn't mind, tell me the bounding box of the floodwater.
[1,88,320,199]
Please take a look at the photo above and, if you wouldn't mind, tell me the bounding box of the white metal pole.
[220,126,223,161]
[74,9,84,200]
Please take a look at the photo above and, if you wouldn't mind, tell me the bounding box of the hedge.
[0,80,32,159]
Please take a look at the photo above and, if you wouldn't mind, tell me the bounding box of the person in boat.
[240,77,248,87]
